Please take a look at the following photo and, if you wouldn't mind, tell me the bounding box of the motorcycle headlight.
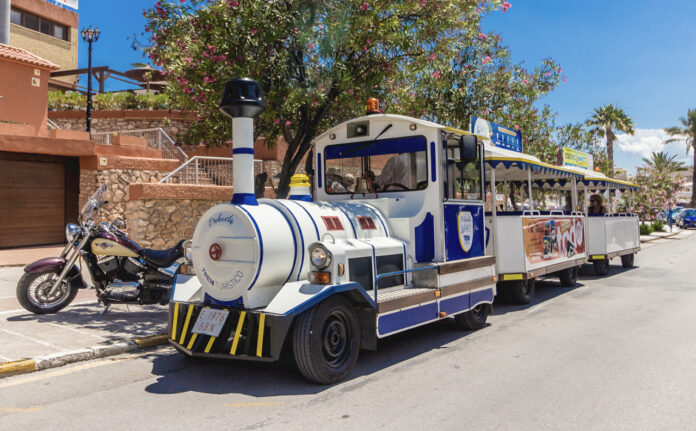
[310,244,331,270]
[182,239,193,262]
[65,223,82,242]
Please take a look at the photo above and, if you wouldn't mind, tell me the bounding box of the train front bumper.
[168,301,293,362]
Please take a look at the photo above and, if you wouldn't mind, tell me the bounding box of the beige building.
[9,0,77,84]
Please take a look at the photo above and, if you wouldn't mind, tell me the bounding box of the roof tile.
[0,43,60,70]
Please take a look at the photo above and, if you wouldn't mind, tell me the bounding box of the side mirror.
[459,135,478,162]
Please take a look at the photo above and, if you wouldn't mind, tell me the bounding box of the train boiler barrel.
[191,203,297,308]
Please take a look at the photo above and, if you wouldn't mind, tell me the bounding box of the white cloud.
[616,129,675,157]
[612,128,692,174]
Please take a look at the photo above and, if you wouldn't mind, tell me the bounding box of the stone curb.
[0,333,169,379]
[640,230,681,243]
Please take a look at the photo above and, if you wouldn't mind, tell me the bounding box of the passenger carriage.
[562,167,640,275]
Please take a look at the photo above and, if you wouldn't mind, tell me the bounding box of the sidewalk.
[640,226,684,243]
[0,266,169,377]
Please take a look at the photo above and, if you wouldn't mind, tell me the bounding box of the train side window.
[442,134,482,201]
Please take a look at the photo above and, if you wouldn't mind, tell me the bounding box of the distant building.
[9,0,78,85]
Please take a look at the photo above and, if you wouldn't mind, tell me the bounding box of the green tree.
[641,151,686,177]
[146,0,513,197]
[396,26,564,163]
[144,0,561,197]
[633,168,684,221]
[585,103,634,176]
[663,109,696,206]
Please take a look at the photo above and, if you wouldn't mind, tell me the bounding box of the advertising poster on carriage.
[522,217,585,264]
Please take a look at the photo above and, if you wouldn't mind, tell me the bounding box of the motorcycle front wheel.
[16,270,79,314]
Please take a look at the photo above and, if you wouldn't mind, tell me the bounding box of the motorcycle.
[16,184,189,315]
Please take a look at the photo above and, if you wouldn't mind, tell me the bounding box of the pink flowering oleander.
[502,2,511,12]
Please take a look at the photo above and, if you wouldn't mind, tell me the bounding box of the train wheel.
[510,279,535,304]
[559,266,579,286]
[593,259,609,276]
[454,304,490,330]
[621,253,634,268]
[293,296,360,384]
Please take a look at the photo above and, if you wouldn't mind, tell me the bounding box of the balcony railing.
[92,128,188,162]
[158,156,263,186]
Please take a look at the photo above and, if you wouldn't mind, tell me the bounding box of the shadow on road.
[145,318,480,397]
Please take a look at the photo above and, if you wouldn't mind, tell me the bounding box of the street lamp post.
[80,26,100,135]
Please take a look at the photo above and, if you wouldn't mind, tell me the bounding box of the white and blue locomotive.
[169,79,497,383]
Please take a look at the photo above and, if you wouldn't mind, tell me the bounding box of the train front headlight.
[310,245,332,270]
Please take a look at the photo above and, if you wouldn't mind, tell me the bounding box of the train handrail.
[373,265,439,300]
[522,210,541,216]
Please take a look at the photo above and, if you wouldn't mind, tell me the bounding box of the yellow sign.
[563,147,592,170]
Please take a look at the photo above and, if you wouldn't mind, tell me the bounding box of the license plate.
[191,308,230,337]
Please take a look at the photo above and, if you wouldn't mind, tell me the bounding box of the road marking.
[0,353,12,361]
[0,349,159,390]
[0,296,17,299]
[0,328,67,350]
[0,406,39,413]
[224,401,285,408]
[0,300,96,315]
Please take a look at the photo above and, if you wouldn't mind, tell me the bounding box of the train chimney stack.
[219,78,266,205]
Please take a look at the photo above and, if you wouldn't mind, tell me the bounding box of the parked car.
[658,207,684,223]
[677,208,696,229]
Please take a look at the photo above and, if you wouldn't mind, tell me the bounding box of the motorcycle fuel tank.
[92,232,140,258]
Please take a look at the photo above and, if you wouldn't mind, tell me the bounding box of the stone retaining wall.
[80,169,171,224]
[48,110,193,141]
[125,198,226,249]
[125,183,237,248]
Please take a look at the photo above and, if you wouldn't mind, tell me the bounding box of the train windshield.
[324,136,428,194]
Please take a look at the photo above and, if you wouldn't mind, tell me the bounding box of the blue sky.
[74,0,695,173]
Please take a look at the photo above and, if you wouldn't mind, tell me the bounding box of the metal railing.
[158,156,263,186]
[373,265,438,301]
[92,128,188,162]
[46,118,60,130]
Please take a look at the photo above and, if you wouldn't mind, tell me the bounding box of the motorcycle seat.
[141,239,185,267]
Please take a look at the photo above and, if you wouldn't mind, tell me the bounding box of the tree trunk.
[691,147,696,207]
[606,127,614,176]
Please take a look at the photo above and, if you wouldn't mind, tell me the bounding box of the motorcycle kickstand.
[96,304,111,321]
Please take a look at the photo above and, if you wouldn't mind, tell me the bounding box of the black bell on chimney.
[219,78,266,119]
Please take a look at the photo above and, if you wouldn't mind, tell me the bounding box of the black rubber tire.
[293,296,360,384]
[559,266,579,286]
[621,253,634,268]
[510,279,535,304]
[495,283,513,303]
[16,270,78,314]
[454,303,490,330]
[593,259,609,276]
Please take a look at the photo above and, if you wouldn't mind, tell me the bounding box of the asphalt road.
[1,231,695,430]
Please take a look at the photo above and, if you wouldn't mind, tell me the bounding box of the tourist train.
[168,78,639,384]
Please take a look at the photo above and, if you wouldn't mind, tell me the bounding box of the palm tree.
[664,109,696,207]
[586,104,635,175]
[641,151,686,177]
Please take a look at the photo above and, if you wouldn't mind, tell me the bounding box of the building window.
[10,9,21,25]
[10,8,69,41]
